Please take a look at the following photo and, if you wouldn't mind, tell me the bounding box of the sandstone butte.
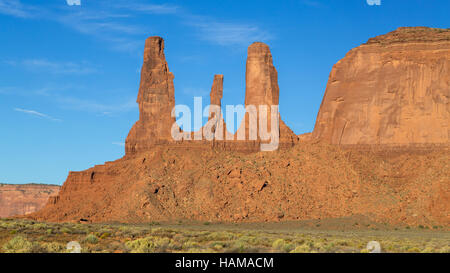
[0,184,60,217]
[26,27,449,227]
[312,27,450,146]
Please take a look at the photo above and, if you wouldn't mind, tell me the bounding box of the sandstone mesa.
[0,184,60,217]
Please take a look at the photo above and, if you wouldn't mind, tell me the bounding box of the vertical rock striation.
[125,36,177,154]
[235,42,297,149]
[209,74,224,109]
[312,27,450,146]
[208,74,227,140]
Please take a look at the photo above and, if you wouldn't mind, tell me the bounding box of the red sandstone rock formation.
[28,28,450,227]
[125,37,296,152]
[313,27,450,145]
[207,74,228,140]
[28,144,449,226]
[210,74,224,109]
[235,42,297,150]
[0,184,59,217]
[125,36,177,154]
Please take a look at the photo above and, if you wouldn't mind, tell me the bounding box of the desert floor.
[0,217,448,253]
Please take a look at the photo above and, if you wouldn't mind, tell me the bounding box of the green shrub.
[439,246,450,253]
[290,244,311,253]
[126,236,171,253]
[206,231,235,241]
[83,234,99,244]
[43,242,66,253]
[100,233,111,239]
[182,240,200,250]
[32,223,48,231]
[272,239,292,252]
[60,227,71,234]
[2,236,34,253]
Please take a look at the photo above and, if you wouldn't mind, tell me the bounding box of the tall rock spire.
[126,36,176,154]
[208,74,227,140]
[209,74,224,110]
[235,42,297,149]
[245,42,279,106]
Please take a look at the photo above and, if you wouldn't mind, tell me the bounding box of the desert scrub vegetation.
[0,218,448,253]
[83,234,99,244]
[2,236,35,253]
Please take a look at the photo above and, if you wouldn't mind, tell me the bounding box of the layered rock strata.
[0,184,60,217]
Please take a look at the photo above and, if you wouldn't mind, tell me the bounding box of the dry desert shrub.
[2,236,34,253]
[83,234,99,244]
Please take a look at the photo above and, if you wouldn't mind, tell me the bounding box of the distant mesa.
[0,183,60,218]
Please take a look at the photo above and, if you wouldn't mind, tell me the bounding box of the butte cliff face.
[313,27,450,145]
[0,184,60,217]
[125,37,177,154]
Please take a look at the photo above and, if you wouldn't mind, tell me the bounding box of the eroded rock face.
[210,74,224,108]
[0,184,60,217]
[207,74,228,140]
[244,42,279,107]
[125,36,177,154]
[235,42,297,149]
[313,27,450,145]
[126,38,296,152]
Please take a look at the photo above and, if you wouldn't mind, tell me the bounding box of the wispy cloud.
[4,84,137,116]
[186,18,272,46]
[0,1,145,53]
[54,96,137,114]
[0,0,39,18]
[58,12,142,36]
[0,1,271,50]
[56,9,145,53]
[14,108,62,122]
[6,59,98,74]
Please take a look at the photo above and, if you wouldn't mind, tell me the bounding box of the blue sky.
[0,0,448,185]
